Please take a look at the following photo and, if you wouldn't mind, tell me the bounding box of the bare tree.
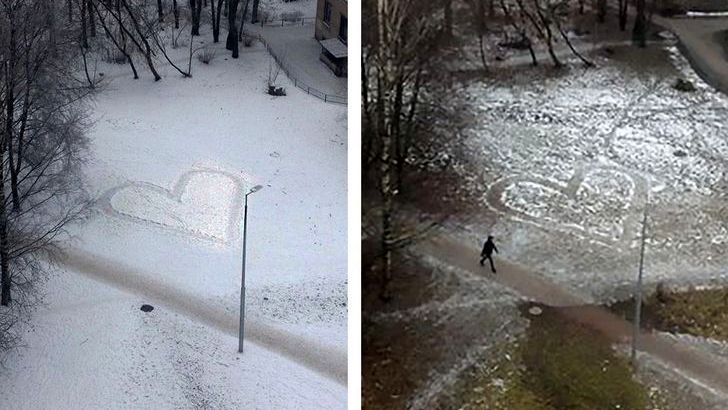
[500,0,538,66]
[80,0,89,48]
[464,0,489,71]
[98,0,162,80]
[618,0,628,30]
[226,0,239,58]
[0,0,91,307]
[92,1,139,78]
[88,0,96,38]
[212,0,224,42]
[251,0,259,23]
[597,0,607,22]
[443,0,453,37]
[156,0,163,22]
[172,0,179,28]
[364,0,441,300]
[190,0,202,36]
[238,0,250,40]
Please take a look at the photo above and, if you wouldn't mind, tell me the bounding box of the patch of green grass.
[614,286,728,341]
[450,305,668,409]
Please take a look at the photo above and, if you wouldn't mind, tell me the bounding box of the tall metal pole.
[239,193,249,353]
[631,200,649,365]
[238,185,262,353]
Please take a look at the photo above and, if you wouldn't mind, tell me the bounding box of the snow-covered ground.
[259,0,318,19]
[0,27,347,409]
[453,44,728,302]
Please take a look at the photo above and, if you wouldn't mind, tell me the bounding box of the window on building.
[338,15,347,43]
[323,1,332,25]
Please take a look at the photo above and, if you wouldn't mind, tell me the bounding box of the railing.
[257,16,317,27]
[250,33,347,105]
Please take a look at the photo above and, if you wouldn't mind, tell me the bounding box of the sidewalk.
[653,15,728,95]
[247,22,347,98]
[416,229,728,399]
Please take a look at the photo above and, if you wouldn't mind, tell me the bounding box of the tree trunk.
[68,0,73,21]
[226,0,240,57]
[239,0,250,40]
[0,147,10,306]
[478,34,488,72]
[532,0,561,67]
[597,0,607,23]
[213,0,225,42]
[157,0,164,22]
[93,1,139,79]
[251,0,259,23]
[173,0,179,28]
[377,0,396,302]
[211,0,218,41]
[443,0,452,37]
[121,0,162,80]
[618,0,628,30]
[81,0,89,48]
[88,0,96,37]
[191,0,202,35]
[0,59,10,304]
[633,0,647,47]
[4,21,20,211]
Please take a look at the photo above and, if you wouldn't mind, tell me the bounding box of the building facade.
[315,0,347,77]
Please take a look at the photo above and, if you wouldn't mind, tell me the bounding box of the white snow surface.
[0,31,347,409]
[453,45,728,302]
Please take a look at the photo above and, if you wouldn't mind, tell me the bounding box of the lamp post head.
[247,185,264,196]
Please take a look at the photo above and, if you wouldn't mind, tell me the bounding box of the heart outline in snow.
[99,169,253,244]
[485,165,648,247]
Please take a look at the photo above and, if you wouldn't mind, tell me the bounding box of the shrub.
[106,49,128,65]
[673,78,696,92]
[267,85,287,96]
[259,9,275,23]
[197,47,217,64]
[266,58,285,96]
[243,36,255,47]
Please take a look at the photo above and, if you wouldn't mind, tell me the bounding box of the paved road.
[416,229,728,399]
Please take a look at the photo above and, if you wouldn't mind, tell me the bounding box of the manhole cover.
[528,306,543,316]
[140,304,154,312]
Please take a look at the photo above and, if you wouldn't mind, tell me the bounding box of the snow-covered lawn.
[259,0,318,19]
[0,30,346,409]
[453,45,728,302]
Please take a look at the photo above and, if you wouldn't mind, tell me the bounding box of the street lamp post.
[631,197,649,366]
[239,184,263,353]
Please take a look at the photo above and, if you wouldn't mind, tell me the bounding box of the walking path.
[651,15,728,95]
[415,229,728,399]
[56,247,348,386]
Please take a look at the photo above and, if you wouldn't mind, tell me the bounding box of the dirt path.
[56,247,347,386]
[416,230,728,399]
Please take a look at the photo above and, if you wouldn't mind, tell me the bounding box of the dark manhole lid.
[140,304,154,312]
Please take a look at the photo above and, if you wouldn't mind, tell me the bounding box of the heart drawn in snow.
[486,166,648,244]
[101,170,246,243]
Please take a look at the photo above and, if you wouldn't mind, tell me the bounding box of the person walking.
[480,235,498,273]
